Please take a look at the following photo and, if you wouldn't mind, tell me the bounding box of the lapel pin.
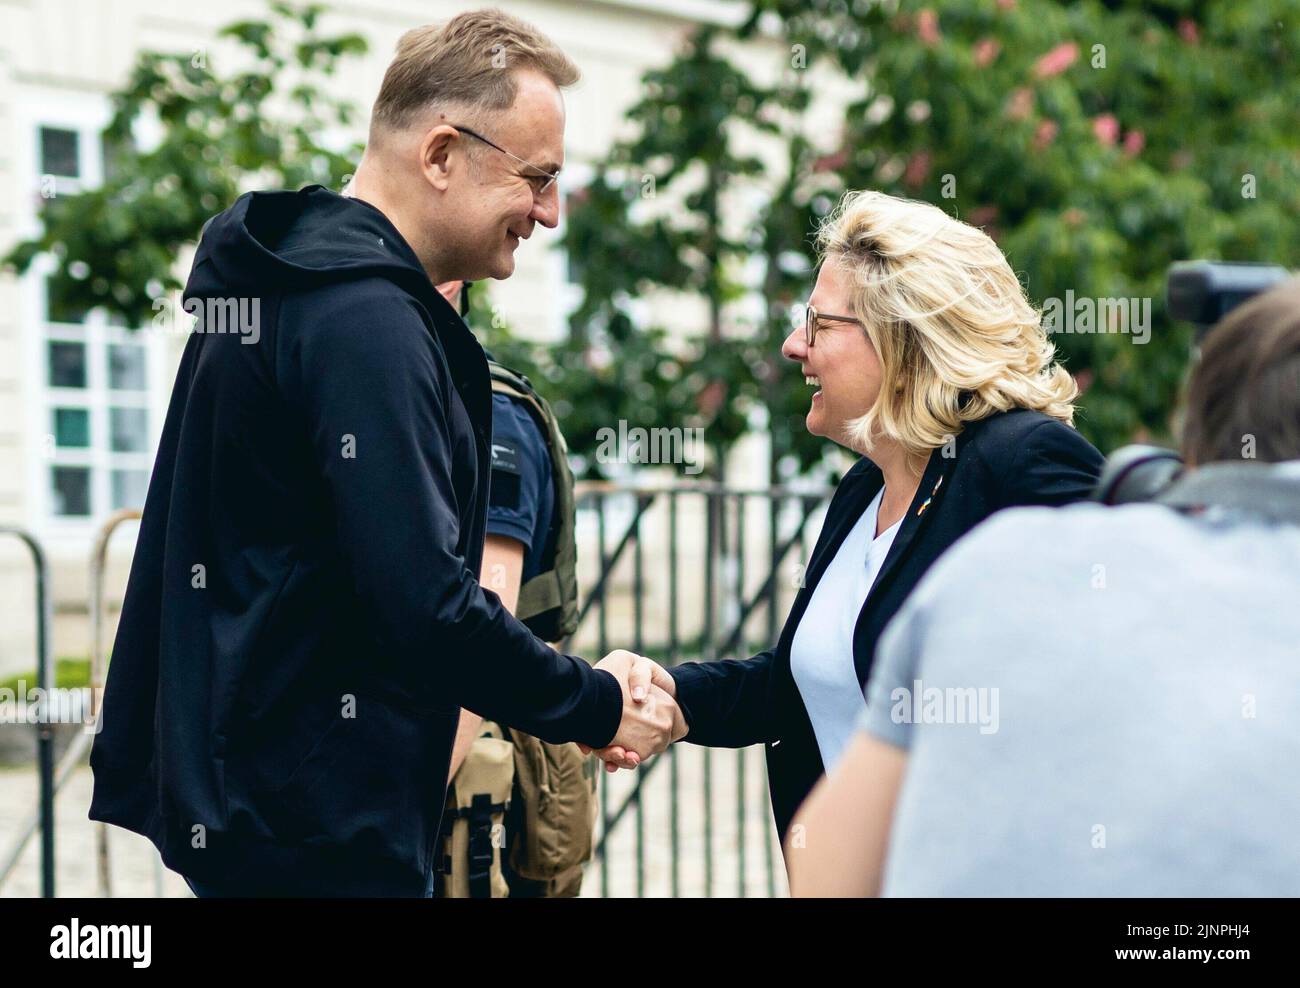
[916,474,943,517]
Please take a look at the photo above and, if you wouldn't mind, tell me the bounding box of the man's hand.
[581,650,686,772]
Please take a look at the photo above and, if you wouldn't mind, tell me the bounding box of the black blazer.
[668,408,1104,843]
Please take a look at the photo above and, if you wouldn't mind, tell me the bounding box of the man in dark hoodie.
[88,9,684,897]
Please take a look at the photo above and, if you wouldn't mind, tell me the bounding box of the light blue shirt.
[860,502,1300,896]
[791,486,901,772]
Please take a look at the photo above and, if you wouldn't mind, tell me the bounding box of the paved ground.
[584,742,789,898]
[0,743,788,899]
[0,764,191,898]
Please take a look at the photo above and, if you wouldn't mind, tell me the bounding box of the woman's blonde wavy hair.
[815,190,1079,467]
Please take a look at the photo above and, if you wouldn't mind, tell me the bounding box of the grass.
[0,658,92,693]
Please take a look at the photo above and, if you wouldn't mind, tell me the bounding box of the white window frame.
[17,87,170,539]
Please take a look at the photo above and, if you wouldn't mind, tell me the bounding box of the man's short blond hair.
[370,8,579,136]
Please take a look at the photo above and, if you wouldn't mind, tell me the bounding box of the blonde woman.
[597,190,1104,855]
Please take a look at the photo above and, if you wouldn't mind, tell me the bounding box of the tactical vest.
[486,360,579,643]
[435,362,595,898]
[436,720,600,898]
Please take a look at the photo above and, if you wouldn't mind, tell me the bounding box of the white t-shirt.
[789,485,902,772]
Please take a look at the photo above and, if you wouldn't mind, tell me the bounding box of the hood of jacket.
[186,184,442,312]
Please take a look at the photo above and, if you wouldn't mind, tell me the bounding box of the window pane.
[51,466,91,516]
[53,407,90,447]
[48,341,87,388]
[110,406,148,452]
[108,343,146,390]
[40,127,79,179]
[111,469,149,510]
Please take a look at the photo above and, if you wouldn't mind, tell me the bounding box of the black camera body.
[1093,260,1295,512]
[1166,260,1289,339]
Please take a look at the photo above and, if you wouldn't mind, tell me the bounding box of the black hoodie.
[88,186,622,896]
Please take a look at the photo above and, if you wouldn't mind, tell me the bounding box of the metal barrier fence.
[566,482,831,897]
[88,510,150,897]
[0,482,830,898]
[0,526,54,897]
[0,511,147,899]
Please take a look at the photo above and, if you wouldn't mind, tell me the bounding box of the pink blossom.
[918,9,941,46]
[1034,119,1059,150]
[1123,129,1145,157]
[1033,42,1079,79]
[1092,113,1120,146]
[813,148,849,174]
[997,0,1017,10]
[904,150,932,189]
[1178,18,1200,44]
[973,37,1001,67]
[1005,87,1034,121]
[697,380,726,417]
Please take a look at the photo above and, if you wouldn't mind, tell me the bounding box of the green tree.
[546,27,838,480]
[557,0,1299,468]
[5,1,367,324]
[553,28,772,478]
[740,0,1300,452]
[13,0,1296,473]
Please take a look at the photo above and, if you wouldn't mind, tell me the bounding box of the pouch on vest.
[437,723,514,898]
[505,727,599,888]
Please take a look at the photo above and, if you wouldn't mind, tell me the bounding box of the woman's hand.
[579,651,683,771]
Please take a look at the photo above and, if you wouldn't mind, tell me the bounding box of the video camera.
[1092,261,1291,507]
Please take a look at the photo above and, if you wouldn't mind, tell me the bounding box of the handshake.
[584,650,689,773]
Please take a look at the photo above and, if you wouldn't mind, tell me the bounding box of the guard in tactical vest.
[434,281,596,898]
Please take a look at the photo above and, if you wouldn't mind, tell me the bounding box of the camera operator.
[787,276,1300,897]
